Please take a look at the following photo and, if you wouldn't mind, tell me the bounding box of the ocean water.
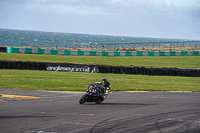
[0,28,199,49]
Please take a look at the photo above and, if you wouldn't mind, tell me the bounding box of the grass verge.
[0,69,200,92]
[0,52,200,68]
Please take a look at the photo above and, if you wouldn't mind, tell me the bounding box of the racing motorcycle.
[79,83,110,104]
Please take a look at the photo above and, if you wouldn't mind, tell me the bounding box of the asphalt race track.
[1,88,200,133]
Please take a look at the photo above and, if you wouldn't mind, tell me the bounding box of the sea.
[0,28,199,49]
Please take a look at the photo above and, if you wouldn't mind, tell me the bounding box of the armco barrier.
[0,60,200,77]
[5,47,200,56]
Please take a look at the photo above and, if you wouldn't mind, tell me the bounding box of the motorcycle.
[79,83,110,104]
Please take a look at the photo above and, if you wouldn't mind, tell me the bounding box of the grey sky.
[0,0,200,39]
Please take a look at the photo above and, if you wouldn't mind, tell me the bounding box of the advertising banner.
[46,64,99,73]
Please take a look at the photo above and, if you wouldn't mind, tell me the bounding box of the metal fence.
[74,41,200,49]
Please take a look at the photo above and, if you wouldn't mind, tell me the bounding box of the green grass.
[0,69,200,91]
[0,52,200,68]
[0,52,200,92]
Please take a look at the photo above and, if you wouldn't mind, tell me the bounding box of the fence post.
[109,43,110,49]
[153,42,154,48]
[159,42,160,47]
[147,42,148,47]
[195,41,197,47]
[134,43,136,48]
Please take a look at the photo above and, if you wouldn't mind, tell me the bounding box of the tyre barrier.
[0,60,47,71]
[0,47,7,52]
[0,60,199,77]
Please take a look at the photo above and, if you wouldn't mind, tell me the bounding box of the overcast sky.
[0,0,200,40]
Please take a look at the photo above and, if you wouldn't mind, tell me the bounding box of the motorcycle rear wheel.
[95,96,104,104]
[79,94,88,104]
[95,101,101,104]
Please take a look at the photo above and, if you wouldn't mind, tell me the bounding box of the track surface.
[1,88,200,133]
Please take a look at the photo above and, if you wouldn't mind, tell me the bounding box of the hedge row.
[0,60,199,77]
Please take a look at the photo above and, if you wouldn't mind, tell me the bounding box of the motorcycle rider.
[100,78,111,92]
[95,78,111,94]
[80,79,111,104]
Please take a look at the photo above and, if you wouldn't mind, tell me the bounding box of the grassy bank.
[0,52,200,68]
[0,69,200,91]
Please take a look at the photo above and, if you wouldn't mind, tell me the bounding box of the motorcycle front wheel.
[79,94,88,104]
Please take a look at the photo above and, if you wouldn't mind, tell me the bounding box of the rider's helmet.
[101,78,107,86]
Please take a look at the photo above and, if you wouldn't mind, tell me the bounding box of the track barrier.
[0,47,7,52]
[5,47,200,56]
[0,60,199,77]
